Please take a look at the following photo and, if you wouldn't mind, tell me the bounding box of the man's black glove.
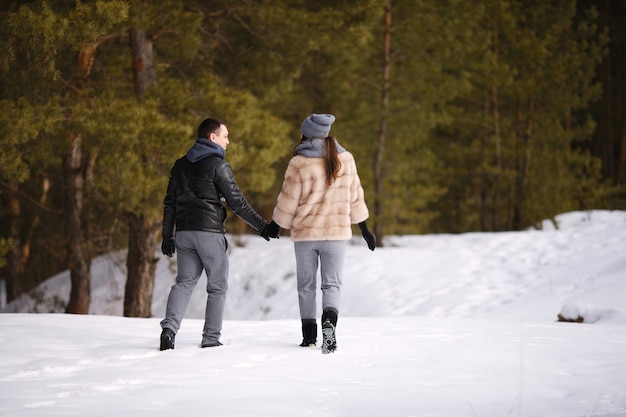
[260,221,280,241]
[358,221,376,251]
[162,236,176,257]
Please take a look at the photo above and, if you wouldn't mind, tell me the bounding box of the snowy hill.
[3,210,625,323]
[1,210,625,416]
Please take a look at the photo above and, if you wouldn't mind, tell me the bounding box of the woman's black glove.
[358,221,376,251]
[260,221,280,241]
[162,236,176,257]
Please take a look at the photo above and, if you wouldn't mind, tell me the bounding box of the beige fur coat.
[272,151,369,241]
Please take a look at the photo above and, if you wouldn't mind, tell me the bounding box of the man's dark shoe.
[160,328,175,351]
[201,341,223,348]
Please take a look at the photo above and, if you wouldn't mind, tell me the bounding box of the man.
[160,118,279,350]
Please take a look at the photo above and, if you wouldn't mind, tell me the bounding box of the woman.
[270,113,375,354]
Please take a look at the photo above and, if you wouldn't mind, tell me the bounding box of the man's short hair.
[198,118,226,139]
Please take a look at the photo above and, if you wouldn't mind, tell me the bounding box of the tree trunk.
[123,214,159,318]
[2,176,55,302]
[123,14,160,317]
[512,98,534,230]
[129,27,156,98]
[373,1,392,247]
[64,133,91,314]
[479,98,489,231]
[620,54,626,187]
[491,78,502,231]
[591,0,615,181]
[3,185,23,302]
[592,0,625,200]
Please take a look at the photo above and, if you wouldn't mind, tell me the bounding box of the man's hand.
[260,221,280,241]
[162,236,176,257]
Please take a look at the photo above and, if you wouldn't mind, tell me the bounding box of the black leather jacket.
[162,140,267,237]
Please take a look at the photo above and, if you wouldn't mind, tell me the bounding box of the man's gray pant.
[294,240,346,320]
[160,231,229,345]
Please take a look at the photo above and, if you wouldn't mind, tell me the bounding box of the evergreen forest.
[1,0,624,315]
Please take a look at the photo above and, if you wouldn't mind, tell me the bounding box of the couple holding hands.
[159,114,375,354]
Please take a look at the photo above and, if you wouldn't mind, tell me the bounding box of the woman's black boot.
[300,319,317,347]
[321,308,338,354]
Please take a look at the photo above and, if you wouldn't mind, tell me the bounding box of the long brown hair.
[295,135,342,185]
[324,136,341,185]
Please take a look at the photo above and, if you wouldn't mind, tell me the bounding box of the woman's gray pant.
[160,231,229,345]
[294,240,346,320]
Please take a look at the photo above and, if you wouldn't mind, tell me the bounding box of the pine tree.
[582,0,626,207]
[334,0,480,236]
[0,1,130,308]
[0,0,291,313]
[432,0,608,232]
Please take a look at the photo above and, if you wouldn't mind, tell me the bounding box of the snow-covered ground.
[1,210,625,416]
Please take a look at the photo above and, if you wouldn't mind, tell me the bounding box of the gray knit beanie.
[300,113,336,139]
